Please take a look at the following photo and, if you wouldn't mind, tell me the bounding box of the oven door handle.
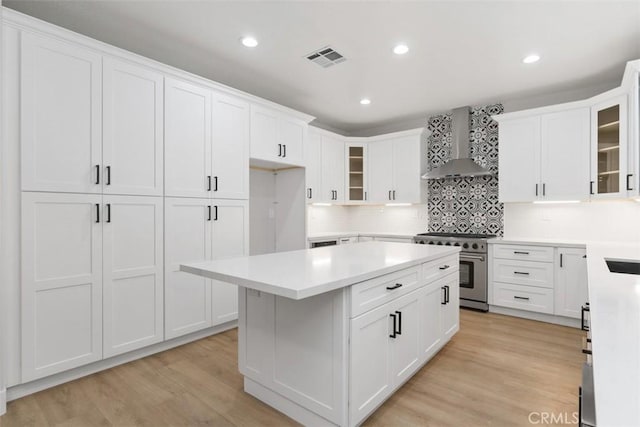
[460,254,485,261]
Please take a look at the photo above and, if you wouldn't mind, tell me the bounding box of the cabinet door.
[103,196,163,357]
[389,291,422,387]
[392,137,422,203]
[442,275,460,341]
[591,95,628,198]
[212,93,250,200]
[21,33,102,193]
[165,198,212,339]
[498,117,541,202]
[305,131,322,203]
[279,116,306,166]
[165,78,212,198]
[554,248,588,319]
[419,283,443,362]
[21,192,103,381]
[211,200,249,325]
[103,58,164,196]
[346,144,367,202]
[368,140,394,203]
[320,136,345,203]
[540,109,590,201]
[349,304,392,426]
[250,105,279,162]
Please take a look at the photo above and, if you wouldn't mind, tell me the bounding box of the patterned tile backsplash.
[426,104,504,236]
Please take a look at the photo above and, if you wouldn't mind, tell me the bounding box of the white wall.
[503,200,640,243]
[307,204,428,235]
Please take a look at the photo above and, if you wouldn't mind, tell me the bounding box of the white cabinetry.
[21,33,102,194]
[102,196,164,357]
[345,143,367,203]
[165,78,212,198]
[320,135,345,203]
[21,192,103,381]
[490,243,588,323]
[165,199,248,339]
[368,135,424,204]
[554,247,588,319]
[251,105,306,167]
[103,58,164,196]
[305,132,322,203]
[497,108,590,202]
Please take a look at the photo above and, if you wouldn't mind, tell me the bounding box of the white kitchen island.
[181,242,460,426]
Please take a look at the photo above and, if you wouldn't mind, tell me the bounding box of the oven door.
[459,252,487,302]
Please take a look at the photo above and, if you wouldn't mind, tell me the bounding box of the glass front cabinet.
[590,95,628,197]
[345,143,368,203]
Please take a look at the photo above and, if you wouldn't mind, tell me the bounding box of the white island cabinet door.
[22,193,103,381]
[21,33,102,194]
[103,58,164,196]
[211,200,249,325]
[419,282,444,362]
[392,136,421,203]
[103,196,164,357]
[165,198,212,339]
[389,290,422,387]
[368,140,394,204]
[442,275,460,341]
[212,93,250,200]
[498,116,541,202]
[540,109,590,201]
[554,247,588,319]
[349,303,392,426]
[165,78,212,198]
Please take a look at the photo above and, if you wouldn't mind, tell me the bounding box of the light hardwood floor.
[0,310,584,427]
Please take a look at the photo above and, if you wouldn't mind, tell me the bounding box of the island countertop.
[586,242,640,427]
[181,241,460,300]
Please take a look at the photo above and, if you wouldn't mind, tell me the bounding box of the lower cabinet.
[350,272,459,425]
[554,247,588,318]
[21,192,164,380]
[165,198,248,339]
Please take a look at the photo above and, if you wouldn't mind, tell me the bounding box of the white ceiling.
[5,1,640,134]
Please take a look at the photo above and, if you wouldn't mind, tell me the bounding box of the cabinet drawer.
[422,254,459,283]
[493,259,554,288]
[493,283,554,314]
[351,266,421,317]
[493,244,554,262]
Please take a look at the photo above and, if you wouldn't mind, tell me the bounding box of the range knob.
[437,242,443,245]
[445,242,451,246]
[463,243,469,249]
[454,242,460,246]
[418,240,425,244]
[472,243,479,250]
[428,241,434,245]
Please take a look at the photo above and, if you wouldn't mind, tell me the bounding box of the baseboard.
[489,306,581,328]
[7,321,237,402]
[0,388,6,415]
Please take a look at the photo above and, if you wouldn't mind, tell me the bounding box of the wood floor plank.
[0,310,584,427]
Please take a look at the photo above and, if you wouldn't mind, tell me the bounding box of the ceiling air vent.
[306,47,346,68]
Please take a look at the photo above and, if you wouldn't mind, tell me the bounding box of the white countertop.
[488,237,586,248]
[586,242,640,427]
[307,231,420,241]
[181,242,459,300]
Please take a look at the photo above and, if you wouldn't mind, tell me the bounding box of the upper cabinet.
[590,95,628,198]
[21,33,103,194]
[305,132,322,203]
[250,105,307,167]
[320,135,345,203]
[165,78,249,200]
[368,135,425,204]
[498,108,591,202]
[103,58,164,196]
[345,143,368,203]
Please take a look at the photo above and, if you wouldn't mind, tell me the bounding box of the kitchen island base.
[237,271,459,426]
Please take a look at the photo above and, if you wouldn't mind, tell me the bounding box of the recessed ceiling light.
[241,36,258,48]
[360,98,371,105]
[523,54,540,64]
[393,44,409,55]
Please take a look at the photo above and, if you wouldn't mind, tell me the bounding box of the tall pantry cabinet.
[164,77,250,340]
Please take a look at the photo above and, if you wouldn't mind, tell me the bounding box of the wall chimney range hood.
[422,106,494,180]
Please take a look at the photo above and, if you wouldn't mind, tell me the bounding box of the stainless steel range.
[413,232,494,311]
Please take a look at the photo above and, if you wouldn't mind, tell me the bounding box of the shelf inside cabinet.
[598,145,620,153]
[598,120,620,129]
[598,170,620,175]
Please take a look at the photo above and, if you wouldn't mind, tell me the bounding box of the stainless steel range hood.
[421,106,494,180]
